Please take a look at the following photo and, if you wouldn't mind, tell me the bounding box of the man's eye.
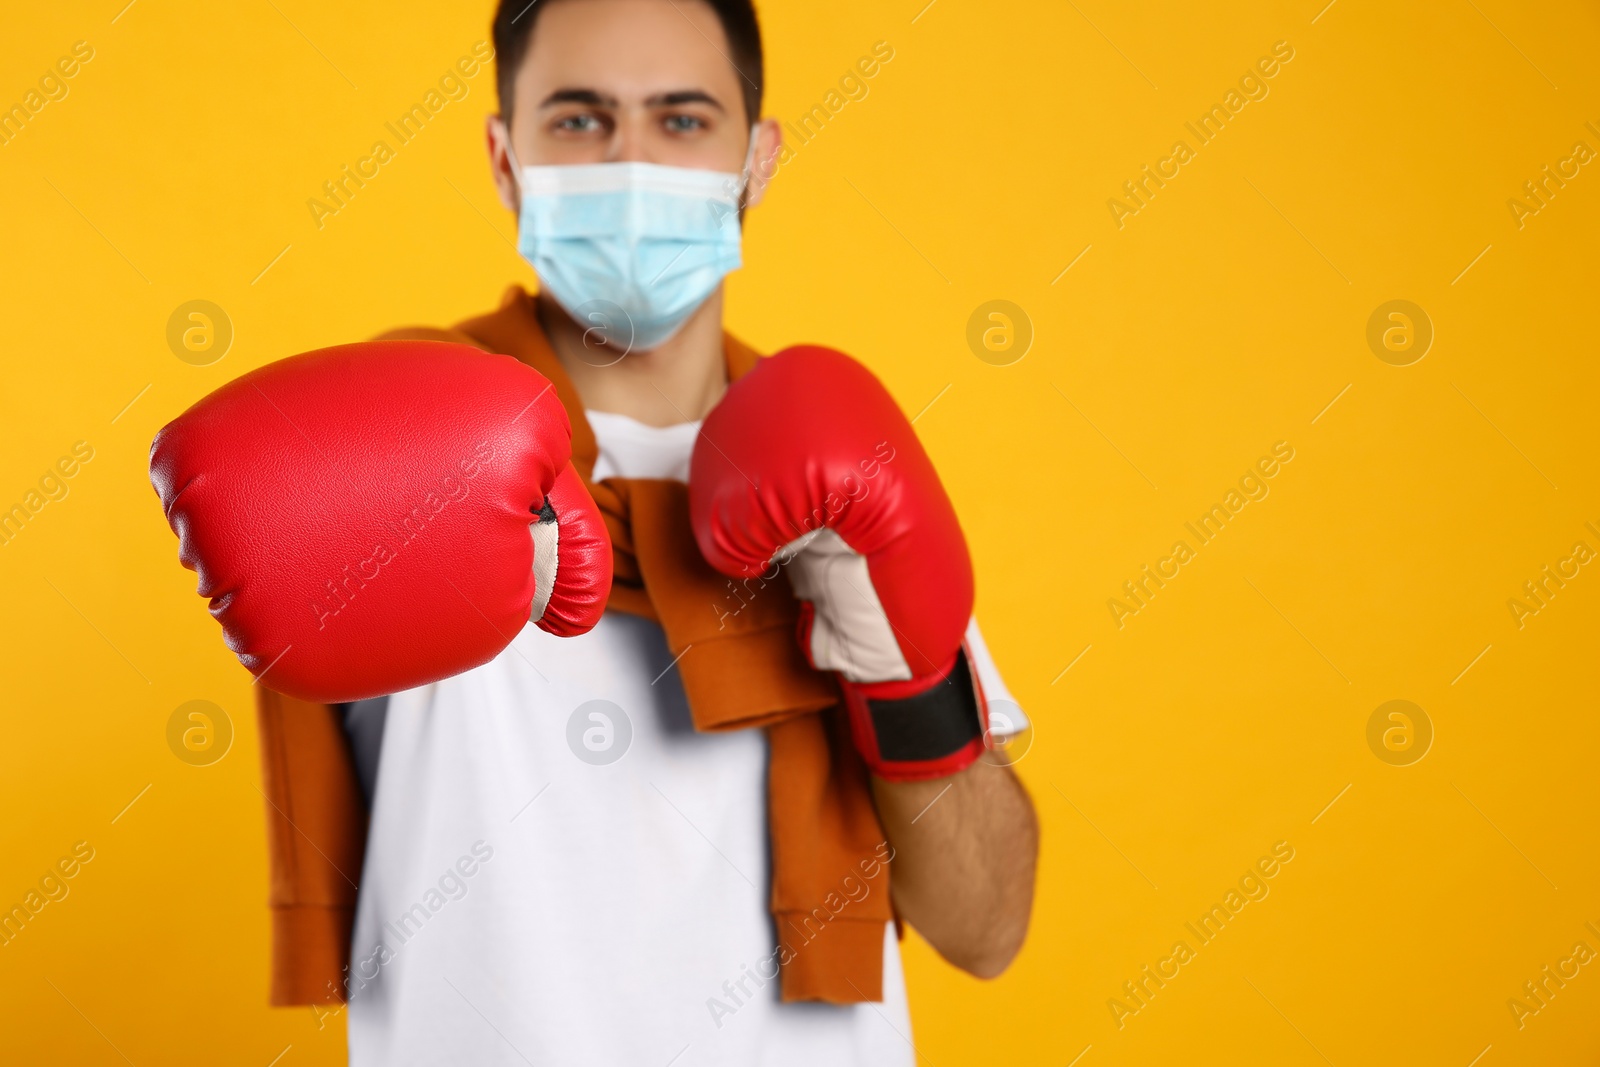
[557,114,602,133]
[664,114,706,133]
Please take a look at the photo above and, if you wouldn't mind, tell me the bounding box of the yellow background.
[2,0,1597,1063]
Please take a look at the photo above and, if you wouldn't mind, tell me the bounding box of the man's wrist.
[840,646,989,781]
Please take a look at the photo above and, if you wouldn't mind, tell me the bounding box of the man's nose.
[607,112,652,164]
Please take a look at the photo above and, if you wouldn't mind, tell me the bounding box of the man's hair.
[492,0,764,126]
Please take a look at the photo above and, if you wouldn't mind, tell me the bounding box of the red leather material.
[691,345,974,679]
[690,345,978,778]
[150,340,610,703]
[539,463,613,636]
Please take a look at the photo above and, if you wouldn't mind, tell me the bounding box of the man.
[332,1,1036,1062]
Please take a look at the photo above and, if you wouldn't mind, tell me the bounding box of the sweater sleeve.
[257,685,368,1005]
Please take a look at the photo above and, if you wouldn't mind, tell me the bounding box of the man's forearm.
[872,756,1039,979]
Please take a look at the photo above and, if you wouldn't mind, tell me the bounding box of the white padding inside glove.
[529,514,559,625]
[779,529,911,683]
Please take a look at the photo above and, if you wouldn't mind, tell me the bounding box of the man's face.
[490,0,777,206]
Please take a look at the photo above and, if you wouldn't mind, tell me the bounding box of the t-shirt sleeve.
[964,616,1030,737]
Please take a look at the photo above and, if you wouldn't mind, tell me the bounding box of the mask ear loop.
[736,122,761,209]
[500,117,526,202]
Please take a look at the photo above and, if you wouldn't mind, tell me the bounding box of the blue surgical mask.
[510,135,755,351]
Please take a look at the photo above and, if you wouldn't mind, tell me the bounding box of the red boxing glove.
[150,340,612,703]
[690,345,987,780]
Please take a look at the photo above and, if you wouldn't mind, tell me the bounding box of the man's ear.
[743,117,784,210]
[486,114,520,213]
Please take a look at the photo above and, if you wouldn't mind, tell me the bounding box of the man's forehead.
[516,0,740,102]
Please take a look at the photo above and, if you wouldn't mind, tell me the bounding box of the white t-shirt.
[346,409,1022,1067]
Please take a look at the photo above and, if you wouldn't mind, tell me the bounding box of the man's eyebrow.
[538,88,619,108]
[646,90,725,111]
